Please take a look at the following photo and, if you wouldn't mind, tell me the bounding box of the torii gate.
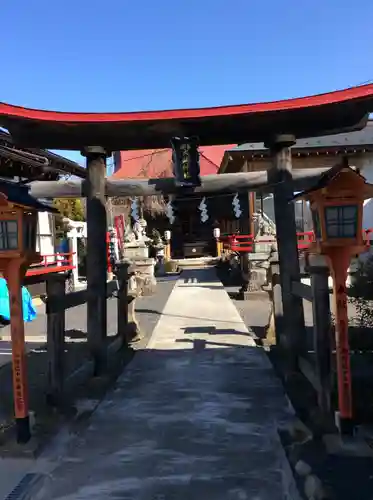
[1,84,373,375]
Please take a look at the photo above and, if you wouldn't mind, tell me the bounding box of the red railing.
[228,235,254,253]
[25,231,123,278]
[22,227,373,277]
[296,231,316,250]
[222,228,373,253]
[221,232,314,253]
[26,252,75,276]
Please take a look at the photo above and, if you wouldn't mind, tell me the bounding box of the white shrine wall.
[36,212,55,259]
[357,154,373,232]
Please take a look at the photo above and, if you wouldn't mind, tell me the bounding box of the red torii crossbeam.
[1,84,373,150]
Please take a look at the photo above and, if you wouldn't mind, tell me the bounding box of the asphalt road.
[0,340,12,367]
[0,276,178,369]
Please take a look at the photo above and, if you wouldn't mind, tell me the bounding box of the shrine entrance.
[169,192,249,259]
[1,84,373,440]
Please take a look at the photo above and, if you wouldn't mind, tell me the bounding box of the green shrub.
[348,255,373,328]
[350,256,373,300]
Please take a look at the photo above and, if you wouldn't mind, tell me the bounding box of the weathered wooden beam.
[115,261,135,344]
[28,168,331,198]
[291,281,313,301]
[46,280,118,313]
[239,162,252,297]
[83,146,109,376]
[299,356,323,394]
[46,274,66,406]
[267,135,306,370]
[64,330,127,391]
[269,252,284,346]
[307,255,332,418]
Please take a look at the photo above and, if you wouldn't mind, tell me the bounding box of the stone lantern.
[293,162,373,434]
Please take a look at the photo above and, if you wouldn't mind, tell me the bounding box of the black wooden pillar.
[266,135,305,369]
[46,273,66,406]
[269,251,284,346]
[239,162,252,297]
[239,208,251,296]
[81,146,109,375]
[307,254,332,420]
[115,261,134,343]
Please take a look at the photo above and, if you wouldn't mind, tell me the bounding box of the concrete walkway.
[31,268,298,499]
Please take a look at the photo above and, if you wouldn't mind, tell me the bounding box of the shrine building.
[0,129,86,295]
[219,119,373,237]
[112,145,251,258]
[112,120,373,258]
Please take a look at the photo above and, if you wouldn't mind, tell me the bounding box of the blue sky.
[2,0,373,166]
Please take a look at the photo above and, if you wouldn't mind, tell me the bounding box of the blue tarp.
[0,278,36,323]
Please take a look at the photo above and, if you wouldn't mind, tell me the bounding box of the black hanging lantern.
[171,136,201,188]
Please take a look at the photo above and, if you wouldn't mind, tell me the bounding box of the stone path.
[0,277,178,500]
[31,267,298,500]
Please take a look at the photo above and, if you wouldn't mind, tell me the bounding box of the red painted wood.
[25,252,75,277]
[1,84,373,123]
[224,229,372,253]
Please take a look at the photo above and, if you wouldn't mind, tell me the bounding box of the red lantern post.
[0,185,57,442]
[293,163,373,434]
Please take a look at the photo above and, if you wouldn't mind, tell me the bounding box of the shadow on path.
[136,309,244,325]
[35,343,295,500]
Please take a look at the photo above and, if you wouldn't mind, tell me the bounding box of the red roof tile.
[112,145,234,179]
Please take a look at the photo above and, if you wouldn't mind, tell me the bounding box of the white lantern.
[213,227,220,239]
[164,230,171,241]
